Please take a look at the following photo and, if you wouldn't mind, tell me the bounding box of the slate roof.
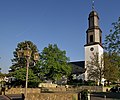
[69,61,86,74]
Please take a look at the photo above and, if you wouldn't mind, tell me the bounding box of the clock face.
[90,47,94,51]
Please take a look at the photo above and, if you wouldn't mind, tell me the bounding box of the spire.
[85,1,102,45]
[92,0,95,11]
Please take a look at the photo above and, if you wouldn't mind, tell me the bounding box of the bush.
[85,80,96,86]
[81,89,88,100]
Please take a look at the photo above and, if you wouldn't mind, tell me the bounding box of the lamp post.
[17,45,39,100]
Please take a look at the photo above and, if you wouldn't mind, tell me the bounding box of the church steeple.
[84,1,104,81]
[85,1,102,46]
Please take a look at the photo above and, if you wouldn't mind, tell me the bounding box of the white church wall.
[85,44,103,61]
[84,44,103,81]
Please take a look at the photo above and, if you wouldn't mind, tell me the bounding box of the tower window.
[90,35,93,42]
[100,36,102,43]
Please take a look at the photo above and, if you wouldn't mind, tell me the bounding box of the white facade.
[85,44,103,62]
[84,10,103,81]
[84,44,103,80]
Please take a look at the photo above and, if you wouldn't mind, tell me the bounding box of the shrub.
[81,89,88,100]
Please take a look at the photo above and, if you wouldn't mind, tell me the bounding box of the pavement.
[0,95,10,100]
[0,94,23,100]
[90,92,120,100]
[5,94,23,100]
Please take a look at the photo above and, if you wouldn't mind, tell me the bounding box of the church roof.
[90,11,98,16]
[89,11,99,19]
[70,61,85,68]
[69,61,85,74]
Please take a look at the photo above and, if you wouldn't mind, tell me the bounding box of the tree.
[9,41,40,87]
[0,68,5,78]
[13,68,40,87]
[104,52,119,83]
[38,44,72,83]
[104,17,120,54]
[103,17,120,68]
[10,41,40,74]
[103,17,120,81]
[86,53,104,85]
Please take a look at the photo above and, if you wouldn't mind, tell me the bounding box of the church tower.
[84,2,103,80]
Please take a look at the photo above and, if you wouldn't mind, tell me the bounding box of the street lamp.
[17,45,39,100]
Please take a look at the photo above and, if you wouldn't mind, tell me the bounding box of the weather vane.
[92,0,95,11]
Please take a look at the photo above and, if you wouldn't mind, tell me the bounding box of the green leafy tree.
[104,52,119,83]
[103,17,120,81]
[9,41,40,87]
[13,68,40,87]
[38,44,72,83]
[86,53,104,85]
[10,41,40,74]
[0,68,5,78]
[104,17,120,68]
[104,17,120,54]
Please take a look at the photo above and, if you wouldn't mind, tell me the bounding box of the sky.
[0,0,120,73]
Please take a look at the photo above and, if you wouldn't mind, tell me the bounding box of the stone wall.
[102,87,111,92]
[41,87,66,92]
[4,86,103,100]
[67,86,103,92]
[27,93,78,100]
[6,88,78,100]
[38,83,57,88]
[5,86,103,95]
[5,88,41,94]
[41,86,103,93]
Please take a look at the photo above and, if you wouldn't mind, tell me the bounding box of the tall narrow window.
[100,36,102,43]
[90,35,93,42]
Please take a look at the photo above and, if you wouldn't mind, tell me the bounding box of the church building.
[70,2,104,82]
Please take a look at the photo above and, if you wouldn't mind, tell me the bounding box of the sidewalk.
[0,95,10,100]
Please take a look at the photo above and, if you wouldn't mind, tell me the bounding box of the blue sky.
[0,0,120,73]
